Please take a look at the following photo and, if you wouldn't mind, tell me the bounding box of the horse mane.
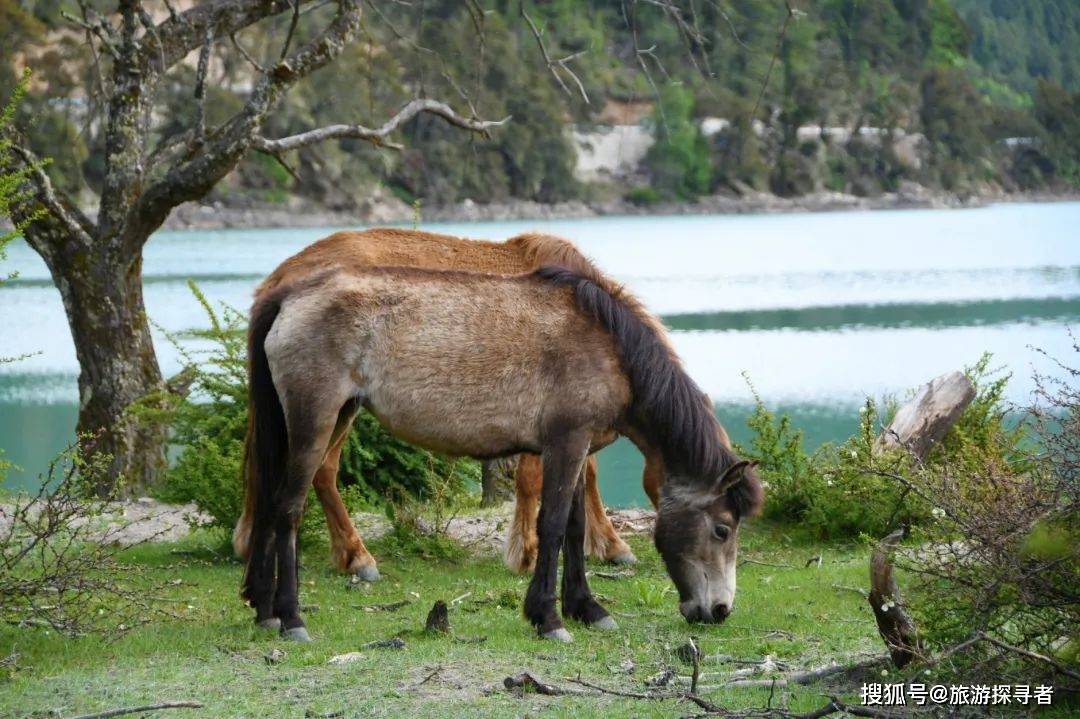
[511,232,675,351]
[534,265,762,517]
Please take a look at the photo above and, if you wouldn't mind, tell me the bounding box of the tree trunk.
[47,241,165,495]
[480,456,518,507]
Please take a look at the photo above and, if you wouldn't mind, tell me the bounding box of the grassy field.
[0,521,935,718]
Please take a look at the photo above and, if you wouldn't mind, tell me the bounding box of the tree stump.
[425,600,450,634]
[868,528,922,668]
[874,370,975,460]
[480,457,519,507]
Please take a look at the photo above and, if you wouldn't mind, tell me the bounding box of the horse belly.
[363,386,541,458]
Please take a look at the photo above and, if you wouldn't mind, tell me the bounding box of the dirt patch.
[0,497,210,547]
[0,498,654,554]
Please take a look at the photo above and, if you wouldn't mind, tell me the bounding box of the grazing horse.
[242,264,762,641]
[233,228,652,580]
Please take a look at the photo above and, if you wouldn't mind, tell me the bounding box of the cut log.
[869,528,922,668]
[874,370,975,460]
[480,457,518,507]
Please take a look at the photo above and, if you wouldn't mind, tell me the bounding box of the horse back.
[256,228,608,296]
[265,267,631,458]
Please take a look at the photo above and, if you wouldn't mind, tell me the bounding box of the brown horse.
[242,263,762,641]
[234,228,655,579]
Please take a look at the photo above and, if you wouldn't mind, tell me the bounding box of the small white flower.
[849,450,858,458]
[826,479,834,486]
[880,669,889,677]
[931,507,946,519]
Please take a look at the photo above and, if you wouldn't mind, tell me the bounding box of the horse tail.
[243,292,289,567]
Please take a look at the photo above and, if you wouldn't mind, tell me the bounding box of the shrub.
[893,344,1079,684]
[740,355,1020,539]
[0,442,169,636]
[151,283,478,546]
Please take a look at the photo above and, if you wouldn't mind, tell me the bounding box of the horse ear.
[714,459,756,496]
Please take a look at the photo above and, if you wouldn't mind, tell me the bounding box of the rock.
[264,648,286,665]
[326,651,365,665]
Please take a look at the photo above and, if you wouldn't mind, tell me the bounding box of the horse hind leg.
[505,454,541,574]
[313,404,379,580]
[581,456,636,565]
[271,396,347,642]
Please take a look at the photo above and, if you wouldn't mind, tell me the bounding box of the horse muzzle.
[680,600,731,624]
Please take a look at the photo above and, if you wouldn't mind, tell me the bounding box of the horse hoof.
[609,551,638,565]
[355,564,380,582]
[541,627,574,643]
[590,615,618,631]
[281,626,312,642]
[258,618,281,630]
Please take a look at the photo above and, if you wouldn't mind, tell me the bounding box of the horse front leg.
[562,469,617,630]
[523,433,589,642]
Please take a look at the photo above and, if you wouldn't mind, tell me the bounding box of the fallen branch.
[504,671,578,696]
[739,559,796,569]
[67,701,203,719]
[567,674,656,699]
[719,655,888,688]
[356,599,410,612]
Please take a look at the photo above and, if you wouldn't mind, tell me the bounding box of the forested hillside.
[951,0,1079,96]
[3,0,1078,214]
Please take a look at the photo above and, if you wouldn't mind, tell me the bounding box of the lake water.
[2,202,1079,505]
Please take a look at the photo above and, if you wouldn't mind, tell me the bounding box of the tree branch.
[143,0,298,73]
[520,8,589,103]
[7,143,95,245]
[127,0,363,247]
[253,98,509,153]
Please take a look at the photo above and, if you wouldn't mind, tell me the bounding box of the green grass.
[0,523,917,717]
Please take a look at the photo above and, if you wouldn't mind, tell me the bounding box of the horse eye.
[712,524,731,541]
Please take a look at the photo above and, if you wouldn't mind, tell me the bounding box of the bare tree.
[1,0,503,493]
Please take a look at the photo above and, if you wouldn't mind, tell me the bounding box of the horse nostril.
[711,603,730,623]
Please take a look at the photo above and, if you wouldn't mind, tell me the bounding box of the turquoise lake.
[2,202,1079,505]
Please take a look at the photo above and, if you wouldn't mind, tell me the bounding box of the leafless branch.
[520,8,590,103]
[253,98,508,153]
[280,0,302,60]
[750,0,795,121]
[976,631,1080,682]
[704,0,749,49]
[364,0,434,54]
[230,32,267,73]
